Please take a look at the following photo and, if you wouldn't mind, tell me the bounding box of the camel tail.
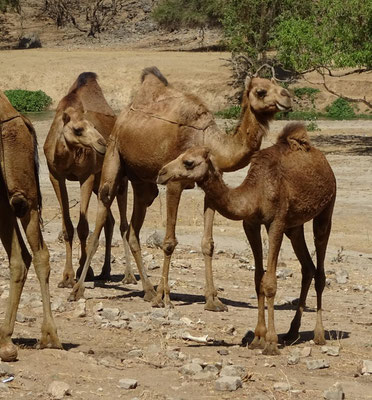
[277,122,311,151]
[141,66,168,86]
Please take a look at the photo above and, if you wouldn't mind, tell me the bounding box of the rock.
[361,359,372,375]
[321,346,340,356]
[222,325,236,335]
[219,365,245,378]
[323,382,345,400]
[276,268,293,279]
[128,349,143,358]
[128,321,150,332]
[192,371,216,381]
[51,298,66,313]
[119,378,138,389]
[93,302,103,313]
[288,354,300,365]
[74,301,86,318]
[16,312,36,323]
[179,363,203,376]
[204,364,219,375]
[215,376,242,392]
[273,382,292,392]
[217,349,229,356]
[335,270,348,284]
[18,33,42,49]
[101,308,120,321]
[47,380,71,399]
[300,347,312,357]
[306,359,330,370]
[0,362,14,377]
[146,231,164,248]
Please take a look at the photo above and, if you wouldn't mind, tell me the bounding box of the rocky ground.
[0,118,371,400]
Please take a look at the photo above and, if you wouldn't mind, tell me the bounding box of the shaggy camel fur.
[0,91,62,361]
[69,67,291,310]
[157,123,336,355]
[44,72,133,288]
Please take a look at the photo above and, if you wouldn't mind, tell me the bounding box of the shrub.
[325,98,356,120]
[4,89,52,112]
[215,105,241,119]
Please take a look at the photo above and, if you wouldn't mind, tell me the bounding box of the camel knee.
[62,223,74,242]
[99,182,114,207]
[162,238,178,256]
[120,221,129,235]
[77,218,89,241]
[10,193,29,218]
[201,237,214,257]
[262,275,277,298]
[9,259,28,284]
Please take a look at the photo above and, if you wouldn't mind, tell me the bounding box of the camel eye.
[74,127,83,137]
[183,160,194,170]
[257,89,267,98]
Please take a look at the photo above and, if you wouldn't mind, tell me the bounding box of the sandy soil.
[0,50,372,400]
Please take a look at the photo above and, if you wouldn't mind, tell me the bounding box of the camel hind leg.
[312,200,335,345]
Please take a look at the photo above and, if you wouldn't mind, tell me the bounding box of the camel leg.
[313,201,334,345]
[152,182,184,308]
[262,222,284,355]
[203,200,227,311]
[95,208,115,281]
[127,182,157,302]
[20,208,62,351]
[116,177,136,285]
[283,225,315,342]
[243,221,266,349]
[49,173,75,288]
[68,141,121,301]
[0,200,30,362]
[76,174,95,281]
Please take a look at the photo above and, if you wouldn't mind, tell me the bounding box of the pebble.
[335,270,348,284]
[0,363,13,377]
[119,378,138,389]
[306,359,330,370]
[300,347,312,357]
[179,363,203,376]
[361,359,372,375]
[288,354,300,365]
[321,346,340,356]
[215,376,242,391]
[128,321,150,332]
[16,312,36,323]
[51,298,66,313]
[101,307,120,321]
[273,382,292,392]
[276,268,293,279]
[128,349,143,358]
[217,349,229,356]
[192,371,216,381]
[146,231,165,248]
[219,365,245,378]
[47,380,71,399]
[323,382,345,400]
[73,301,86,318]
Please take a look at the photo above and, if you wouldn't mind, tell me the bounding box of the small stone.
[217,349,229,356]
[222,325,236,335]
[323,382,345,400]
[101,308,120,321]
[306,359,330,370]
[146,231,165,248]
[51,298,66,313]
[276,268,293,279]
[128,349,143,358]
[219,365,245,378]
[119,378,138,389]
[321,346,340,356]
[93,302,103,313]
[204,364,219,375]
[0,363,14,377]
[192,371,216,381]
[128,321,150,332]
[335,270,348,284]
[288,354,300,365]
[300,347,312,357]
[16,312,36,323]
[361,360,372,375]
[215,376,242,392]
[273,382,292,392]
[47,380,71,399]
[179,363,203,376]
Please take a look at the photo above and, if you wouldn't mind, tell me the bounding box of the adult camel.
[0,91,62,361]
[157,122,336,355]
[69,67,292,311]
[44,72,133,288]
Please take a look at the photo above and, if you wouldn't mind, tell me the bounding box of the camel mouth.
[276,102,292,112]
[157,173,170,185]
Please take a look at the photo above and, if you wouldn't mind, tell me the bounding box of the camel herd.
[0,67,336,361]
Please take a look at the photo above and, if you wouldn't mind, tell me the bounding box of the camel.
[0,91,62,361]
[44,72,133,288]
[157,122,336,355]
[69,66,292,310]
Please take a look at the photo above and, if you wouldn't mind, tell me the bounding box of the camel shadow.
[13,338,79,351]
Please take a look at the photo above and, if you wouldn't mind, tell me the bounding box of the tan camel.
[69,67,292,310]
[157,122,336,355]
[44,72,133,288]
[0,91,62,361]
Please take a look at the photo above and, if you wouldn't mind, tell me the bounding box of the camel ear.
[62,110,71,125]
[271,77,277,85]
[244,76,252,90]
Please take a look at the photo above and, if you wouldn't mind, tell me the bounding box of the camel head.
[157,147,211,185]
[61,107,107,155]
[245,77,292,115]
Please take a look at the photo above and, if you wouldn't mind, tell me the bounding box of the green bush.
[215,105,241,119]
[4,89,52,112]
[325,98,356,120]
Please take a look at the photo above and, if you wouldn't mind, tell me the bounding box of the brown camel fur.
[44,72,133,288]
[0,91,62,361]
[69,67,292,310]
[157,122,336,355]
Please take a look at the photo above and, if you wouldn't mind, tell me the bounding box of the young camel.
[69,67,292,310]
[44,72,133,288]
[157,122,336,355]
[0,91,62,361]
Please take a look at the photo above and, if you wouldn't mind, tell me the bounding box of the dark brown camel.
[157,122,336,355]
[69,67,292,310]
[44,72,133,288]
[0,91,62,361]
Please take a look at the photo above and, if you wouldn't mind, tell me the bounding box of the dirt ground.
[0,51,372,400]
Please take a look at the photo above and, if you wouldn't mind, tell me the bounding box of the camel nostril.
[97,138,106,147]
[281,89,290,97]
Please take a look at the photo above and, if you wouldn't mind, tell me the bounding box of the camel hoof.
[122,273,138,285]
[314,336,326,345]
[58,278,75,288]
[143,288,157,302]
[0,342,18,362]
[249,337,266,350]
[94,273,111,282]
[204,298,228,312]
[262,343,281,356]
[76,267,95,282]
[67,283,85,302]
[151,296,165,308]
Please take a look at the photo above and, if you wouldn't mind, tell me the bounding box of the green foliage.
[325,98,356,120]
[4,90,52,112]
[215,105,241,119]
[293,87,320,99]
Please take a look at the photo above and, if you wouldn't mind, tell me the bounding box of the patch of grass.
[293,87,320,99]
[4,89,52,113]
[325,98,356,120]
[215,105,241,119]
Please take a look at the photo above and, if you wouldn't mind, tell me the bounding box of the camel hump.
[277,122,311,151]
[141,66,168,86]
